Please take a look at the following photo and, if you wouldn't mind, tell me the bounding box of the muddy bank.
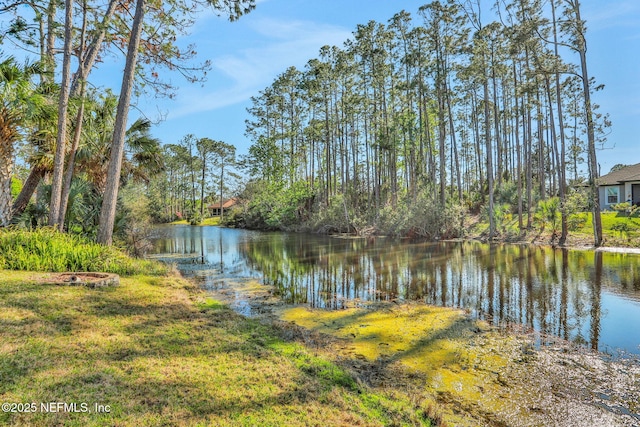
[275,303,639,427]
[205,277,640,426]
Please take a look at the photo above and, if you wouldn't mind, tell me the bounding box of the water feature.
[149,225,640,355]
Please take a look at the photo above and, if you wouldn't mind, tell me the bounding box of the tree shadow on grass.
[1,276,430,426]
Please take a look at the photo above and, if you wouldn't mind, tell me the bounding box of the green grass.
[200,217,221,226]
[0,270,433,426]
[0,228,167,275]
[570,211,640,245]
[471,211,640,247]
[169,217,221,226]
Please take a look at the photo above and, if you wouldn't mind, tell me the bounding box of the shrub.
[0,228,166,275]
[464,188,484,214]
[567,214,587,231]
[376,202,409,236]
[495,181,518,211]
[189,210,202,225]
[404,195,466,239]
[565,187,590,213]
[611,202,640,217]
[117,184,156,256]
[611,221,631,239]
[238,180,315,231]
[310,193,360,234]
[535,197,560,232]
[482,203,512,235]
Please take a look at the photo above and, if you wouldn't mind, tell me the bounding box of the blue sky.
[96,0,640,174]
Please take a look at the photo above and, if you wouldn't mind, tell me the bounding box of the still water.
[150,225,640,355]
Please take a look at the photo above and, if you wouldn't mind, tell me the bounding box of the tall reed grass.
[0,228,167,275]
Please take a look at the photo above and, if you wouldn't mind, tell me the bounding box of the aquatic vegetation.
[278,303,640,426]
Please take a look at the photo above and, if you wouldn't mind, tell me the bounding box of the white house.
[597,163,640,210]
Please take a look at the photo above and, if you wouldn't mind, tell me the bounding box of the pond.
[149,225,640,356]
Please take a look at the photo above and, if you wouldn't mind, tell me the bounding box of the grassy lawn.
[0,270,432,426]
[169,217,221,226]
[469,211,640,247]
[572,211,640,245]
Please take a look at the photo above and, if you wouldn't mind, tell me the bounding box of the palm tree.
[0,57,47,227]
[11,89,58,220]
[73,93,163,194]
[122,118,164,187]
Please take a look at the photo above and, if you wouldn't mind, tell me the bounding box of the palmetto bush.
[535,197,561,233]
[0,228,166,275]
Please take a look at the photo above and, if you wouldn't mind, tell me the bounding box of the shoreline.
[455,236,640,254]
[202,273,640,426]
[325,232,640,254]
[154,226,640,425]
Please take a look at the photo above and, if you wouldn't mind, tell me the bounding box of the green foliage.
[611,221,631,239]
[495,181,518,211]
[310,193,366,234]
[188,209,202,225]
[564,188,590,214]
[463,186,485,214]
[555,211,640,246]
[376,201,410,236]
[10,176,21,198]
[564,189,591,231]
[238,180,315,230]
[535,197,560,232]
[0,228,166,275]
[12,176,134,243]
[221,205,244,227]
[481,202,512,235]
[495,203,512,234]
[62,179,102,236]
[239,180,467,239]
[12,183,52,229]
[611,202,640,217]
[117,184,155,256]
[567,214,587,231]
[390,194,465,239]
[608,203,640,243]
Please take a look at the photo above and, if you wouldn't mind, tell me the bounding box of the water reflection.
[150,226,640,355]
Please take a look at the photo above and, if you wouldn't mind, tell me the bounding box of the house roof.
[598,163,640,186]
[208,198,237,209]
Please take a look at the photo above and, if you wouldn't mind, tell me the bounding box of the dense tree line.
[241,0,607,244]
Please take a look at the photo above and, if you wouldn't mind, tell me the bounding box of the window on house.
[607,187,619,204]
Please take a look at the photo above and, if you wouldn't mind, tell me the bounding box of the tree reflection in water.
[238,234,640,354]
[150,226,640,354]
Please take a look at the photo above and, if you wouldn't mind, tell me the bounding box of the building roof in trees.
[208,198,238,210]
[598,163,640,186]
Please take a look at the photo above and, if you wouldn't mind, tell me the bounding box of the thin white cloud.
[585,0,640,31]
[166,17,352,119]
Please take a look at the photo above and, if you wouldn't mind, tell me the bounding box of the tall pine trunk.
[97,0,146,245]
[48,0,74,228]
[573,2,602,246]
